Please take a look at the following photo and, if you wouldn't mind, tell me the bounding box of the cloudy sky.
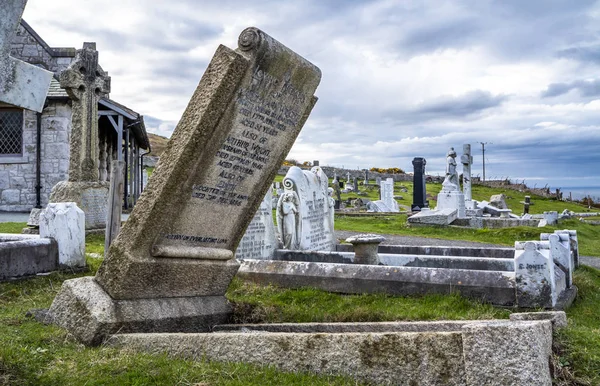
[22,0,600,191]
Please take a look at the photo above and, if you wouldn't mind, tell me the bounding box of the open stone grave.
[43,27,567,385]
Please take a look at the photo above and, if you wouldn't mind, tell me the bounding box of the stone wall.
[10,23,74,73]
[277,165,444,184]
[0,101,71,211]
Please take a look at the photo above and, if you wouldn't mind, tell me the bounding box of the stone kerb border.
[238,230,579,309]
[107,315,558,385]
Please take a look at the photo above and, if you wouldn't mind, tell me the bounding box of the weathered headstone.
[39,202,85,267]
[379,178,399,212]
[235,189,277,260]
[363,169,369,185]
[411,157,427,211]
[353,177,359,192]
[376,177,382,186]
[461,144,474,209]
[49,43,111,230]
[49,27,321,345]
[514,241,559,308]
[346,172,351,183]
[142,169,149,191]
[0,0,53,112]
[277,166,334,251]
[105,160,124,256]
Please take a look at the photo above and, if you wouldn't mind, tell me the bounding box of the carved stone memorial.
[411,157,427,211]
[49,43,111,229]
[0,0,52,112]
[235,189,278,260]
[277,166,335,251]
[49,27,321,345]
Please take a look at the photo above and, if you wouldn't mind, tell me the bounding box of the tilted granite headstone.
[235,189,277,260]
[277,166,334,251]
[0,0,52,112]
[49,43,111,230]
[49,27,321,345]
[411,157,427,211]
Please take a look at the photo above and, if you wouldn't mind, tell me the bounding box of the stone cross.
[461,144,473,201]
[60,43,110,182]
[0,0,52,112]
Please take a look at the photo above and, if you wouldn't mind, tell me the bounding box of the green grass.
[0,222,26,234]
[227,278,509,324]
[1,183,599,384]
[555,266,600,385]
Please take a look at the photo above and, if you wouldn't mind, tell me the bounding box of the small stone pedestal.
[346,234,385,265]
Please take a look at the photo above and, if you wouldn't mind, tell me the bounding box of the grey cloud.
[557,45,600,64]
[415,91,508,118]
[541,79,600,98]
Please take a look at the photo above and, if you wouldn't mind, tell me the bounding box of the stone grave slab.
[49,27,321,345]
[0,0,52,112]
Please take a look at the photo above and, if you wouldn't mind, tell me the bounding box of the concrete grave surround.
[0,0,53,112]
[108,318,553,386]
[277,166,334,251]
[235,189,278,260]
[39,202,85,267]
[49,43,111,229]
[49,27,321,345]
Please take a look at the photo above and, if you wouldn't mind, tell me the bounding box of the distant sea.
[554,186,600,201]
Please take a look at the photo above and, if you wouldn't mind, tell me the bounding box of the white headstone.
[514,241,558,308]
[0,0,53,112]
[39,202,85,267]
[277,166,335,251]
[236,189,277,260]
[380,178,399,212]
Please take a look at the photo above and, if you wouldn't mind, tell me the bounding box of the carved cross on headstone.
[60,43,110,182]
[0,0,52,112]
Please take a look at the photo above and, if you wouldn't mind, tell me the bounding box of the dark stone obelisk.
[411,157,428,211]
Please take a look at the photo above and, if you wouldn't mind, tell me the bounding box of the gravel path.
[335,230,600,269]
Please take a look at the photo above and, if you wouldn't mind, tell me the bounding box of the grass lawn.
[1,181,599,384]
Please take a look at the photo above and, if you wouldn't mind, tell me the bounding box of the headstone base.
[407,208,458,226]
[49,181,110,230]
[49,276,232,346]
[436,190,466,218]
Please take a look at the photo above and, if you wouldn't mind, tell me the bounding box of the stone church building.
[0,20,150,213]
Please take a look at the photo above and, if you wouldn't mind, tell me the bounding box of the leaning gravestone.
[49,27,321,345]
[235,189,278,260]
[0,0,53,112]
[277,166,335,251]
[49,43,111,230]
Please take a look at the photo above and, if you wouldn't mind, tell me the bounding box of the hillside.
[147,132,170,156]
